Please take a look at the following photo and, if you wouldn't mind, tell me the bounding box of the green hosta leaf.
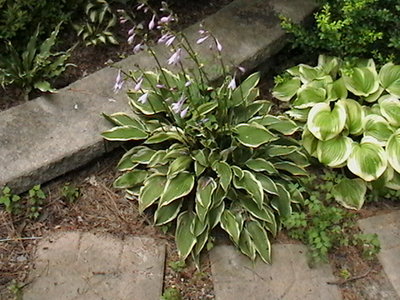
[299,64,324,83]
[220,210,241,244]
[213,161,232,191]
[271,184,292,218]
[231,165,244,179]
[292,85,326,109]
[318,55,340,75]
[231,72,260,106]
[386,169,400,190]
[167,156,192,177]
[327,78,347,101]
[102,126,148,141]
[195,161,206,177]
[286,108,310,122]
[192,149,209,166]
[131,147,156,164]
[196,177,217,210]
[235,123,277,147]
[129,92,166,115]
[332,178,366,210]
[285,150,310,168]
[365,87,384,103]
[302,127,318,156]
[364,114,394,143]
[103,112,146,131]
[146,131,184,144]
[274,161,308,176]
[176,211,197,260]
[339,99,364,135]
[307,102,346,141]
[272,77,301,101]
[387,130,400,173]
[208,202,225,229]
[379,95,400,127]
[379,63,400,97]
[267,145,298,157]
[34,81,55,92]
[238,228,256,261]
[254,173,278,195]
[160,172,195,206]
[114,170,147,188]
[239,197,274,223]
[246,220,271,263]
[148,150,168,167]
[155,200,182,225]
[245,158,277,174]
[316,135,352,167]
[196,101,218,115]
[266,118,299,135]
[233,170,264,208]
[342,67,379,97]
[116,146,142,171]
[347,138,388,181]
[196,201,209,223]
[139,175,166,213]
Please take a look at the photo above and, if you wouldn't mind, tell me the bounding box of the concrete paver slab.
[359,211,400,297]
[23,232,166,300]
[210,244,341,300]
[0,0,316,194]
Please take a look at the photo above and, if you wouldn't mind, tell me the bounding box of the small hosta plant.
[102,2,308,264]
[273,55,400,209]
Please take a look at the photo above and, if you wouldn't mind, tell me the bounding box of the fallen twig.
[0,236,42,243]
[327,268,374,285]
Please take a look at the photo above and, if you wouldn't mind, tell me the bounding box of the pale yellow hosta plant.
[273,55,400,209]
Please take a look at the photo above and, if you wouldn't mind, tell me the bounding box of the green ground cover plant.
[280,0,400,64]
[273,55,400,209]
[102,2,309,264]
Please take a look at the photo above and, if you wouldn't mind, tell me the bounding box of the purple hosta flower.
[215,38,223,52]
[171,95,187,114]
[113,70,124,93]
[237,66,246,74]
[119,17,128,24]
[180,106,189,118]
[158,33,173,44]
[159,15,174,25]
[228,77,236,90]
[128,27,135,36]
[136,3,145,10]
[156,84,166,89]
[196,35,209,44]
[148,14,156,30]
[168,48,182,65]
[165,35,176,46]
[138,93,148,104]
[185,80,192,87]
[134,77,144,91]
[127,33,136,44]
[133,43,144,54]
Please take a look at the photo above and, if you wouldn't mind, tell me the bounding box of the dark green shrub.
[280,0,400,64]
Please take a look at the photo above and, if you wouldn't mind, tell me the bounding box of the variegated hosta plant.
[273,55,400,209]
[102,71,309,264]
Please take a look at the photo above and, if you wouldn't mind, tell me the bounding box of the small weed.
[354,233,381,260]
[339,269,351,280]
[8,280,23,300]
[61,183,81,203]
[168,260,186,273]
[161,287,182,300]
[27,185,46,219]
[0,187,21,214]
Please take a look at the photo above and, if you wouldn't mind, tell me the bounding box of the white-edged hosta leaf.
[386,169,400,190]
[267,145,298,157]
[131,147,156,164]
[379,62,400,97]
[235,123,278,147]
[285,150,311,167]
[238,228,256,261]
[365,86,384,103]
[239,197,274,223]
[364,114,394,143]
[318,55,340,75]
[274,161,308,176]
[271,183,292,218]
[347,138,388,181]
[327,77,348,101]
[208,202,225,229]
[292,85,326,109]
[246,220,271,263]
[128,92,166,115]
[387,129,400,173]
[113,170,147,188]
[196,177,217,209]
[176,211,197,260]
[213,161,232,191]
[116,146,142,171]
[299,64,324,83]
[160,172,195,206]
[379,95,400,126]
[233,170,264,208]
[332,178,366,210]
[342,67,379,96]
[255,173,278,195]
[266,118,299,135]
[302,127,318,156]
[339,99,364,135]
[231,165,244,179]
[154,199,182,225]
[195,161,206,177]
[139,175,166,213]
[196,101,218,115]
[167,156,192,177]
[317,135,352,167]
[272,77,301,101]
[103,112,146,130]
[148,150,168,167]
[102,125,148,141]
[245,158,277,174]
[307,102,346,141]
[220,210,241,244]
[231,72,260,106]
[286,108,310,121]
[146,131,184,144]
